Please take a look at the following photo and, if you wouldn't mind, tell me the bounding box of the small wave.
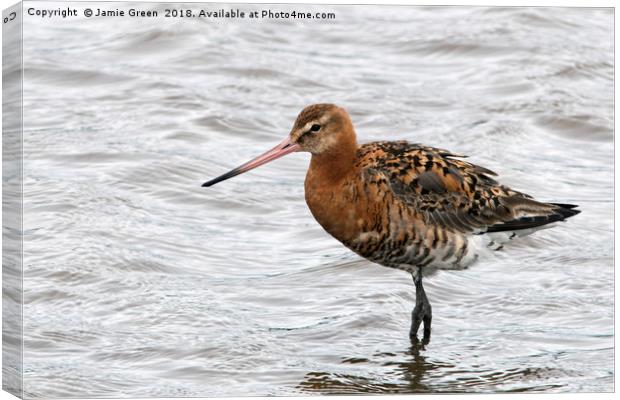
[535,115,612,142]
[25,65,133,86]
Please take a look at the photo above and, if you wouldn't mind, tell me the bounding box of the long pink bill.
[202,136,300,187]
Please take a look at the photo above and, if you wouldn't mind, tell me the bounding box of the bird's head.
[288,103,356,155]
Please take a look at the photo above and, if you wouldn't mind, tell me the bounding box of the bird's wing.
[357,141,578,234]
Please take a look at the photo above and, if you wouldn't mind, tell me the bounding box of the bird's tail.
[486,200,580,234]
[481,200,580,250]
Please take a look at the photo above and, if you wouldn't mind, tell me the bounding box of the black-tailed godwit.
[203,104,580,344]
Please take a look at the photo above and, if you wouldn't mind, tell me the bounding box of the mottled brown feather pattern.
[305,139,578,275]
[353,141,565,232]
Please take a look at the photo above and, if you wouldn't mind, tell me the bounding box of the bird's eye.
[311,124,321,132]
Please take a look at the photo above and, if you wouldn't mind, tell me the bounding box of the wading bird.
[202,104,580,344]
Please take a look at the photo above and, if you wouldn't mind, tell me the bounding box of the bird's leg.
[410,266,432,344]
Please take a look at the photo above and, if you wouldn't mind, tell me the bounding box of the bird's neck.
[308,135,358,185]
[304,135,360,243]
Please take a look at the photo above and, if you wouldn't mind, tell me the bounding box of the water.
[17,3,613,396]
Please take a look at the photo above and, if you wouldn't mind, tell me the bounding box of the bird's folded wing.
[358,141,575,234]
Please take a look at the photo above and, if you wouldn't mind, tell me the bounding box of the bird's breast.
[304,169,479,272]
[304,173,367,244]
[304,170,405,257]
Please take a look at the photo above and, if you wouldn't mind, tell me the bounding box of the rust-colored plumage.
[203,103,580,344]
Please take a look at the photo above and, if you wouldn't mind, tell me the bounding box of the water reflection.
[298,343,452,393]
[298,342,568,394]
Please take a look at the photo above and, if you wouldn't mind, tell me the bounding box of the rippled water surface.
[20,3,613,396]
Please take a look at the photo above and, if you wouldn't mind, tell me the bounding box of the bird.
[202,104,580,344]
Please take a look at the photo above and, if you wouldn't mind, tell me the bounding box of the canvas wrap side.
[3,2,24,398]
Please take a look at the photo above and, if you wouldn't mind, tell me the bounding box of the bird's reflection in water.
[297,341,454,394]
[296,340,566,394]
